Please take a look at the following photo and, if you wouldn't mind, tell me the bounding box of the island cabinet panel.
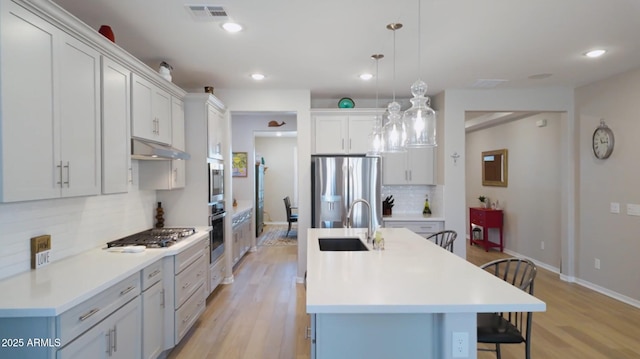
[313,313,436,358]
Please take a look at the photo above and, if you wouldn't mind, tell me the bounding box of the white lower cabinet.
[384,220,444,238]
[58,297,141,359]
[142,261,164,359]
[209,255,226,295]
[232,210,253,267]
[163,238,208,348]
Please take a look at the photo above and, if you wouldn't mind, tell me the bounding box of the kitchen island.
[306,227,545,359]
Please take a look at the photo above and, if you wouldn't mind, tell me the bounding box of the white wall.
[0,161,156,280]
[466,113,564,268]
[575,67,640,303]
[231,113,297,202]
[216,89,311,281]
[255,137,297,223]
[441,87,575,268]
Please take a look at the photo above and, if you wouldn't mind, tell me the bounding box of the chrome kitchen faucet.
[346,199,373,243]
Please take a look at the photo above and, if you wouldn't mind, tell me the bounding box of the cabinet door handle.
[128,167,133,184]
[112,326,117,352]
[56,161,63,187]
[79,308,100,321]
[148,269,161,279]
[119,285,135,296]
[63,162,70,186]
[173,168,178,183]
[349,138,352,150]
[341,139,345,150]
[305,327,312,339]
[161,289,165,308]
[182,281,191,290]
[409,170,412,181]
[105,331,111,356]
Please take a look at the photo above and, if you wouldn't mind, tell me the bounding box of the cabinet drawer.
[141,260,163,290]
[175,238,207,274]
[470,210,486,225]
[175,253,206,309]
[384,220,444,235]
[175,284,206,343]
[210,257,225,292]
[58,273,140,345]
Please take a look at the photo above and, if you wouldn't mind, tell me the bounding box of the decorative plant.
[478,195,486,203]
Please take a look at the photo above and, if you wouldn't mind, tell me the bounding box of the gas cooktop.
[106,227,196,248]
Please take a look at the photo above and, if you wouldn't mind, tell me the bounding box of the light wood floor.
[168,238,640,359]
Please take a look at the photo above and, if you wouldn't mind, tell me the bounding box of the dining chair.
[425,230,457,252]
[477,257,537,359]
[283,196,298,237]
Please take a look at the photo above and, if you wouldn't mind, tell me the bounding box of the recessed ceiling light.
[251,73,265,80]
[222,22,242,33]
[360,73,373,80]
[585,49,606,58]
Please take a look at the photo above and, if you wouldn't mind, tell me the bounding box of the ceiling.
[52,0,640,102]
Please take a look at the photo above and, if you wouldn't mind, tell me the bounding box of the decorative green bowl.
[338,97,355,108]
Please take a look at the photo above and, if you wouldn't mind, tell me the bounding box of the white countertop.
[230,200,253,218]
[306,227,546,314]
[383,213,445,221]
[0,227,210,318]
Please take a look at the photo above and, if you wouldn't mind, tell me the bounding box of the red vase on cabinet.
[98,25,115,42]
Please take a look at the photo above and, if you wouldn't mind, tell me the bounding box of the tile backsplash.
[382,185,442,216]
[0,163,156,281]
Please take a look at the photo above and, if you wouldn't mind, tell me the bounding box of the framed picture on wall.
[232,152,248,177]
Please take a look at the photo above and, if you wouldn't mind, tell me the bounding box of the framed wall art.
[232,152,248,177]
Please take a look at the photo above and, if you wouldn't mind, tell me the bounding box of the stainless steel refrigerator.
[311,155,382,230]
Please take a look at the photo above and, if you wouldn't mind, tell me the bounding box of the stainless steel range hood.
[131,138,191,160]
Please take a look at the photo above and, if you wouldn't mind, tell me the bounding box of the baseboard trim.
[502,249,640,310]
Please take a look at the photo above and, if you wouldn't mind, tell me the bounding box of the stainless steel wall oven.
[209,206,225,263]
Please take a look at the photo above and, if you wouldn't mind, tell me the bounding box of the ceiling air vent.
[186,5,229,21]
[470,79,508,88]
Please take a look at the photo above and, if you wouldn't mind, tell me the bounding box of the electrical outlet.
[541,241,545,250]
[452,332,469,358]
[610,202,620,214]
[595,258,601,270]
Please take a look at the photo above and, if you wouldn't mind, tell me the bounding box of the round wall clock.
[592,119,614,159]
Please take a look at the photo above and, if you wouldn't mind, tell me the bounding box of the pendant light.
[402,0,437,147]
[367,54,384,156]
[382,23,407,153]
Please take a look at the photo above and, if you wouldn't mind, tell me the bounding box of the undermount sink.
[318,237,369,251]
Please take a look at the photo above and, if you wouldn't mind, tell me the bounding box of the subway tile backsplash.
[382,185,443,216]
[0,163,156,281]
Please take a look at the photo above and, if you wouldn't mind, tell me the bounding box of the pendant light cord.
[392,27,397,102]
[418,0,422,81]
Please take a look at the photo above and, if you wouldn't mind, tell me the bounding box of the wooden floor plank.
[168,237,640,358]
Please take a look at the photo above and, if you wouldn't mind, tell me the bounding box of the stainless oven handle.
[211,212,226,221]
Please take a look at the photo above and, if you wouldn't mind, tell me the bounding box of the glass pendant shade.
[403,79,437,147]
[382,101,406,153]
[366,118,383,156]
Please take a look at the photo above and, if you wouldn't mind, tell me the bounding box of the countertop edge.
[0,228,211,318]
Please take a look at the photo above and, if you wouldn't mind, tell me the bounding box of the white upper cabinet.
[0,2,100,202]
[131,74,172,145]
[312,110,379,154]
[101,57,131,194]
[138,96,186,190]
[382,147,436,185]
[207,104,224,159]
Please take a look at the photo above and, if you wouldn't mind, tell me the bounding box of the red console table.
[469,207,503,252]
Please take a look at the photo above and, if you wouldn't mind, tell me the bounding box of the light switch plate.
[627,204,640,216]
[610,202,620,214]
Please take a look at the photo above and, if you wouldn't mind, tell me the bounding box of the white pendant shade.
[382,101,406,153]
[403,79,437,147]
